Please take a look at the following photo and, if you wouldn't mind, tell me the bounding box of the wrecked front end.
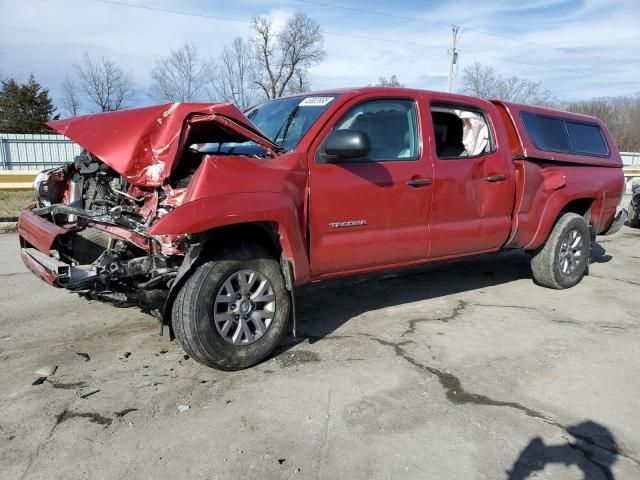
[18,102,281,315]
[20,153,187,312]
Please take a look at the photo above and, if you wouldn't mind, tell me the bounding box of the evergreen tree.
[0,75,59,133]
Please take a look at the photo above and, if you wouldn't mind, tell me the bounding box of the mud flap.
[161,240,204,339]
[602,209,628,236]
[280,256,297,338]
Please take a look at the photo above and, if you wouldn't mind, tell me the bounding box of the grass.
[0,191,36,219]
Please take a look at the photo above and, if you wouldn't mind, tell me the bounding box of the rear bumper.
[602,208,628,236]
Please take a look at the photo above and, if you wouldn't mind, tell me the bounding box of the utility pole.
[447,25,460,93]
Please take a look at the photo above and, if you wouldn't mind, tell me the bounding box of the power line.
[295,0,640,66]
[85,0,637,85]
[325,30,635,85]
[92,0,249,26]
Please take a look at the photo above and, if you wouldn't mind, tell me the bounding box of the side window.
[431,104,493,159]
[566,122,608,155]
[326,99,419,161]
[520,111,610,157]
[521,112,571,152]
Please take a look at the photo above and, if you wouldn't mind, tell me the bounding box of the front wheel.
[172,245,291,370]
[530,213,591,289]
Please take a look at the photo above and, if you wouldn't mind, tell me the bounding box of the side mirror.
[324,129,371,160]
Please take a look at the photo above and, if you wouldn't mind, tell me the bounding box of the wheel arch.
[525,194,598,251]
[150,192,310,331]
[160,220,298,334]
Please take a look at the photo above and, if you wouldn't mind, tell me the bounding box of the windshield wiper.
[272,106,300,148]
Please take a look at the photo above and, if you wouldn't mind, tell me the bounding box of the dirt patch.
[278,350,321,368]
[0,191,35,219]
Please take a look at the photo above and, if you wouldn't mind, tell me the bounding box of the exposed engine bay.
[28,151,187,313]
[20,102,285,317]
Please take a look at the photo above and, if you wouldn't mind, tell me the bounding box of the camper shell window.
[520,111,609,157]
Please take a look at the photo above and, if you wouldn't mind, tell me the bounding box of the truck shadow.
[506,421,619,480]
[275,249,533,353]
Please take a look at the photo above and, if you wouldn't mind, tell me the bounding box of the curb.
[0,222,18,233]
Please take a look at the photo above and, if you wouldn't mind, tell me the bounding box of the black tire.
[530,212,591,289]
[628,199,640,228]
[172,245,290,370]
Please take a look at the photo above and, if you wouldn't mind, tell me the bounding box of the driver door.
[308,94,434,277]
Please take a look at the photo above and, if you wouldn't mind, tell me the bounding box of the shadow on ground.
[273,241,612,358]
[507,421,620,480]
[272,250,532,358]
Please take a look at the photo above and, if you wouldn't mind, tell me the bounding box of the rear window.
[520,111,609,157]
[565,122,608,155]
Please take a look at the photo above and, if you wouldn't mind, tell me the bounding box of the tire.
[530,212,591,289]
[172,245,291,370]
[628,199,640,228]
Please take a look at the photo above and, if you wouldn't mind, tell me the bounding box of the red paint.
[18,208,74,253]
[491,100,622,168]
[21,87,625,294]
[20,248,58,285]
[46,103,278,186]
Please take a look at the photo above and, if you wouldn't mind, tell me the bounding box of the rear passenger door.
[426,96,515,258]
[308,93,434,277]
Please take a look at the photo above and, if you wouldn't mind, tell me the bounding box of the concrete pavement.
[1,226,639,479]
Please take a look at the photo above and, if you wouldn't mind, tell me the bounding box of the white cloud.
[0,0,638,108]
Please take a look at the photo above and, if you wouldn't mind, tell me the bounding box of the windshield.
[246,95,338,151]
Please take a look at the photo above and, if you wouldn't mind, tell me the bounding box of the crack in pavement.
[402,301,544,338]
[55,409,112,427]
[0,272,30,278]
[363,334,640,468]
[589,274,640,287]
[469,303,538,311]
[401,301,468,337]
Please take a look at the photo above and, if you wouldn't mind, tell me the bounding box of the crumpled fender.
[149,192,310,284]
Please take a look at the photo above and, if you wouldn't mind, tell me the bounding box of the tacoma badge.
[329,220,367,228]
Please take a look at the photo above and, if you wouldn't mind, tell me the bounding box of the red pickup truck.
[18,87,626,370]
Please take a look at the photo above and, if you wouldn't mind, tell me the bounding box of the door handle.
[406,178,432,187]
[484,175,507,182]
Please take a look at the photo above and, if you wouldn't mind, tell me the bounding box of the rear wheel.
[530,213,591,289]
[172,245,290,370]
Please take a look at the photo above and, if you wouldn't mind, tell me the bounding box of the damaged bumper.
[18,207,74,254]
[18,206,180,310]
[21,247,97,288]
[602,208,628,236]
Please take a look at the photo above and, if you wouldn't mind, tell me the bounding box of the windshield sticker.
[299,96,334,107]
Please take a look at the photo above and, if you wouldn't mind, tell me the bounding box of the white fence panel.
[0,133,82,171]
[621,152,640,167]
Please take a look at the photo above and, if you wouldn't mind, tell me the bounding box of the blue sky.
[1,0,638,111]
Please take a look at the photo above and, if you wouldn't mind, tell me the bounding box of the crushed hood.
[46,103,281,186]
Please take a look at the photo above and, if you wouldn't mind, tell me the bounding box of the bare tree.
[461,62,554,105]
[565,95,640,151]
[209,37,258,110]
[251,12,326,100]
[375,75,404,87]
[73,52,135,112]
[60,76,81,117]
[150,43,208,103]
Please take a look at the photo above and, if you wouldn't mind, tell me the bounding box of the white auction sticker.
[298,96,334,107]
